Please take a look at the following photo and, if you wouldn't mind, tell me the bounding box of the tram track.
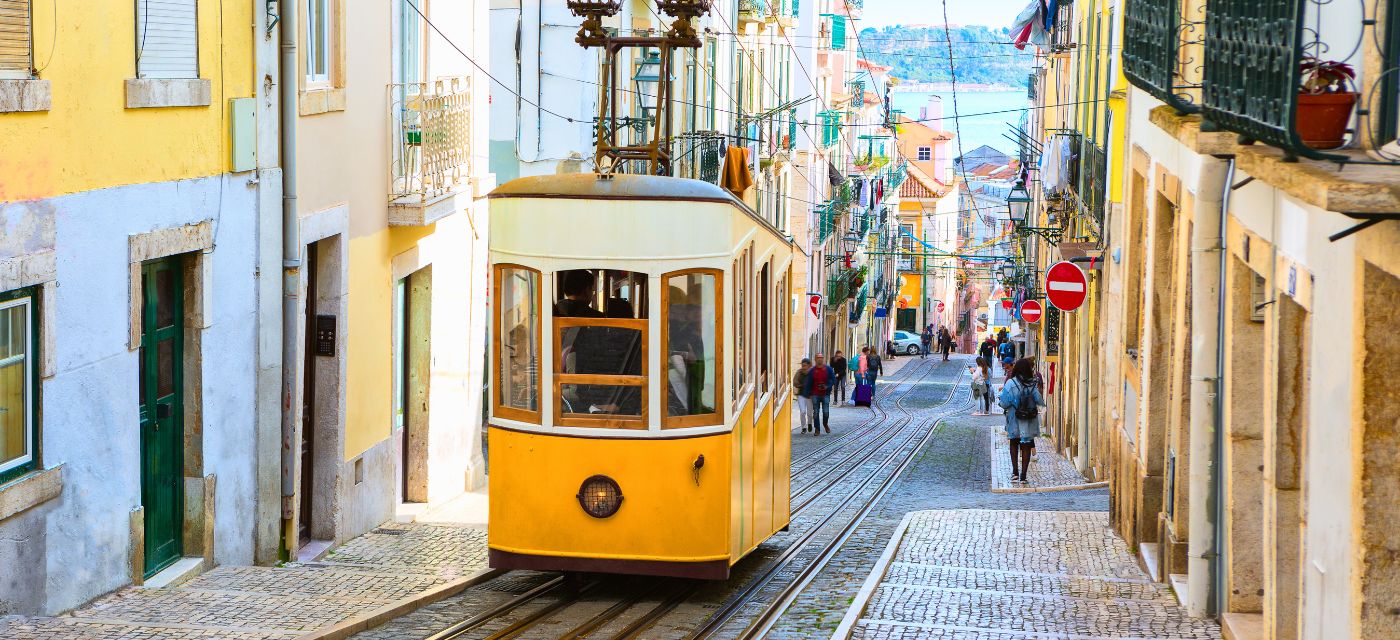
[417,358,964,640]
[685,361,969,639]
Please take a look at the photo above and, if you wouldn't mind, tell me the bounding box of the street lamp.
[633,49,663,118]
[842,232,861,254]
[1001,264,1017,281]
[1006,179,1032,224]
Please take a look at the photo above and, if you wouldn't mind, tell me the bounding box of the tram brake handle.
[692,454,705,486]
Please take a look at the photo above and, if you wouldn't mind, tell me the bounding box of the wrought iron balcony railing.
[390,76,472,204]
[1122,0,1204,114]
[1074,143,1107,235]
[671,131,725,184]
[1198,0,1399,163]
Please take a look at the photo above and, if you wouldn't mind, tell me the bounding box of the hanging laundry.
[828,161,843,187]
[721,146,754,198]
[1010,0,1051,51]
[1045,0,1059,31]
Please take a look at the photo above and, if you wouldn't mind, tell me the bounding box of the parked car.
[892,330,923,355]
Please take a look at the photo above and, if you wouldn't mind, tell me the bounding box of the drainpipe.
[278,0,300,560]
[1186,155,1231,616]
[1212,159,1237,617]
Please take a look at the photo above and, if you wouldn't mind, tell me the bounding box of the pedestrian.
[969,356,994,415]
[831,350,849,403]
[885,339,897,360]
[920,325,933,359]
[998,358,1045,484]
[998,336,1016,376]
[939,327,954,361]
[853,346,875,407]
[804,354,837,435]
[978,336,998,369]
[793,358,813,433]
[866,344,884,387]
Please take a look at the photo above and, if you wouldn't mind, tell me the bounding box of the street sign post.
[1020,299,1043,323]
[1045,261,1088,311]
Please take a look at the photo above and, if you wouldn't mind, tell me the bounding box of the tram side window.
[664,271,721,427]
[555,269,648,427]
[732,255,746,401]
[777,270,788,397]
[497,266,540,419]
[758,262,770,394]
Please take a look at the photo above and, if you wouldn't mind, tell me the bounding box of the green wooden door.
[139,258,184,578]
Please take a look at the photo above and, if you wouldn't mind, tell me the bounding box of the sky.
[856,0,1027,30]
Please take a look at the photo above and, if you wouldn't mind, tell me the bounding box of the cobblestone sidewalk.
[0,522,488,639]
[835,510,1222,640]
[989,433,1108,493]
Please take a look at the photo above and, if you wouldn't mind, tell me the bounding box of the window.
[306,0,331,84]
[776,270,788,398]
[397,0,421,85]
[554,269,648,428]
[733,254,746,399]
[0,287,37,484]
[663,270,722,428]
[917,146,932,161]
[0,0,32,79]
[136,0,198,79]
[495,265,540,423]
[759,262,771,393]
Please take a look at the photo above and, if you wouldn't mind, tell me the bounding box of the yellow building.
[0,0,278,613]
[1031,0,1400,636]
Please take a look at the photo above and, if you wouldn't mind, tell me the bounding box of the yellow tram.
[486,173,795,580]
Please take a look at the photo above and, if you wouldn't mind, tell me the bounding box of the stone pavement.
[835,509,1222,640]
[0,521,489,639]
[989,433,1108,493]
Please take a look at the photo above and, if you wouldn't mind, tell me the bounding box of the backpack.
[1014,379,1038,420]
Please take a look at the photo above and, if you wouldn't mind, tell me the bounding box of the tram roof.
[488,173,742,206]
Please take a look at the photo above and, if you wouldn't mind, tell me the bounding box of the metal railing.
[671,131,725,184]
[390,76,472,203]
[1051,0,1075,53]
[1199,0,1400,163]
[1076,143,1107,234]
[1123,0,1204,114]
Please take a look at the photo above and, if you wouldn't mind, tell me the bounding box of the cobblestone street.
[0,356,1210,640]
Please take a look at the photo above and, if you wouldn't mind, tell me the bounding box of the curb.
[991,480,1110,494]
[298,567,505,640]
[829,512,914,640]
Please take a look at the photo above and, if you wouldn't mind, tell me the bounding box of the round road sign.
[1020,299,1043,323]
[1045,261,1088,311]
[936,300,946,313]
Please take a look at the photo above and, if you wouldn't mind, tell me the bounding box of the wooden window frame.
[758,261,771,395]
[305,0,332,86]
[0,0,33,80]
[492,264,542,424]
[661,268,724,429]
[776,267,788,404]
[553,317,648,430]
[0,286,39,485]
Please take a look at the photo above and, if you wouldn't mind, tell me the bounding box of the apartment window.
[306,0,331,84]
[397,0,422,85]
[917,146,932,161]
[0,0,32,79]
[0,287,38,484]
[136,0,199,79]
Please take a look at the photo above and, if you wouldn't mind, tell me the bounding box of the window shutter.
[831,16,845,50]
[0,0,32,78]
[136,0,198,79]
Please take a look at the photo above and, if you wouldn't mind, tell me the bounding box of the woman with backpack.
[998,358,1045,484]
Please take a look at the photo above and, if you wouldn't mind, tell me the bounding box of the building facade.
[0,0,280,613]
[1023,0,1400,637]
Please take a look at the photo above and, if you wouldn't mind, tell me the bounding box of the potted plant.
[1296,56,1357,150]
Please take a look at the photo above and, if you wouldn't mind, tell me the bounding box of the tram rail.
[419,358,962,640]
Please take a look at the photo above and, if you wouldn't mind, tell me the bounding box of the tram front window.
[663,270,720,427]
[497,266,541,421]
[555,269,648,427]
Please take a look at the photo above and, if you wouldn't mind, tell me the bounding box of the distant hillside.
[859,25,1034,90]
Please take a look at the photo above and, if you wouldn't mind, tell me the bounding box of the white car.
[892,330,924,355]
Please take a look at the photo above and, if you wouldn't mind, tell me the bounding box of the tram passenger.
[555,270,603,318]
[666,286,710,416]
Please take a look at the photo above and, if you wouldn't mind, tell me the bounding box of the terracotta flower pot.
[1295,91,1358,149]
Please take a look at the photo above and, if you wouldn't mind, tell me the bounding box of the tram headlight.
[576,475,624,518]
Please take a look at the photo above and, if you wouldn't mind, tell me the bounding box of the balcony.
[389,77,473,226]
[671,131,726,185]
[1193,0,1397,163]
[739,0,767,23]
[1074,143,1106,237]
[1122,0,1203,114]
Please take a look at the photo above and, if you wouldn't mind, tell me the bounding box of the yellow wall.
[343,226,434,459]
[0,0,254,202]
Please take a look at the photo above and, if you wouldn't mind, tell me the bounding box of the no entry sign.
[936,300,946,313]
[1045,261,1087,311]
[808,293,822,318]
[1020,299,1043,323]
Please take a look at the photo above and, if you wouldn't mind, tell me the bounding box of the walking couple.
[792,355,836,436]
